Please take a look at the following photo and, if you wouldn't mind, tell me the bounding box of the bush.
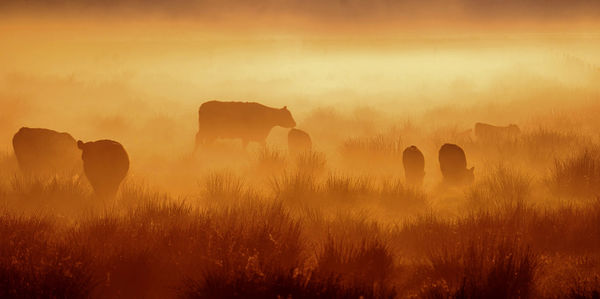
[549,149,600,198]
[200,171,246,201]
[379,179,428,212]
[339,135,403,173]
[424,237,539,299]
[255,146,287,175]
[271,171,319,203]
[294,150,327,176]
[0,213,96,298]
[467,165,531,211]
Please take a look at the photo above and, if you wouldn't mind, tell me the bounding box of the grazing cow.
[402,145,425,187]
[77,140,129,198]
[195,101,296,149]
[288,128,312,156]
[12,127,80,176]
[438,143,474,186]
[474,123,520,141]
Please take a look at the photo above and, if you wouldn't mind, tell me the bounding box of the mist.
[2,3,600,298]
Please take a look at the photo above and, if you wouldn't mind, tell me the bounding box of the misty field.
[3,101,600,298]
[2,13,600,298]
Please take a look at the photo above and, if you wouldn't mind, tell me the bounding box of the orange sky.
[2,0,600,35]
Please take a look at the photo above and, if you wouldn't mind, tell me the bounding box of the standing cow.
[77,140,129,198]
[402,145,425,187]
[12,127,81,176]
[438,143,474,186]
[288,128,312,156]
[195,101,296,150]
[474,123,520,141]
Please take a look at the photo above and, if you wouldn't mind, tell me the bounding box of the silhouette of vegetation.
[549,148,600,198]
[2,37,600,297]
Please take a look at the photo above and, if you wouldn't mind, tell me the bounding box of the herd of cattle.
[9,100,520,198]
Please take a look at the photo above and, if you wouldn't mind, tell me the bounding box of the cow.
[12,127,80,176]
[402,145,425,187]
[438,143,474,186]
[474,123,520,141]
[288,128,312,156]
[77,139,129,199]
[195,101,296,150]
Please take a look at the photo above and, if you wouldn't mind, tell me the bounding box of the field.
[2,15,600,299]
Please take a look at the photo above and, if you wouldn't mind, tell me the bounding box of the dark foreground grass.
[2,199,600,298]
[548,148,600,199]
[2,176,600,298]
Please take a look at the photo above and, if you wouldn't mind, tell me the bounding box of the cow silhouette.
[12,127,80,176]
[438,143,474,186]
[195,101,296,149]
[402,145,425,187]
[288,128,312,156]
[77,140,129,198]
[474,123,520,141]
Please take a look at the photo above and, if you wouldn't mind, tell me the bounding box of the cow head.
[279,106,296,128]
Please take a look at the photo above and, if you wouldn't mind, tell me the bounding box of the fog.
[2,16,600,192]
[2,8,600,297]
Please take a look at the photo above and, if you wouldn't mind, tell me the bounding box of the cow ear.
[469,167,474,173]
[77,140,84,150]
[282,106,287,110]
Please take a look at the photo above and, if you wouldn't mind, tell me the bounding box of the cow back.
[12,127,80,175]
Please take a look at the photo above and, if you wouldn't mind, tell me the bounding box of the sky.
[2,0,600,34]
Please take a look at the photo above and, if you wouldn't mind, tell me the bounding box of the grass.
[477,128,590,171]
[423,237,539,298]
[339,134,403,173]
[548,148,600,198]
[466,165,532,211]
[2,178,600,297]
[2,123,600,298]
[254,146,287,175]
[0,212,96,298]
[294,150,327,176]
[200,171,247,202]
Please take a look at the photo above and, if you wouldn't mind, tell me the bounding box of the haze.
[2,2,600,298]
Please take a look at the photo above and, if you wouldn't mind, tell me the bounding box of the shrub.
[467,165,531,211]
[548,149,600,198]
[339,135,403,173]
[379,179,428,211]
[317,234,395,288]
[271,171,319,203]
[200,171,246,201]
[323,173,374,202]
[255,146,287,175]
[294,150,327,176]
[424,237,539,298]
[0,213,96,298]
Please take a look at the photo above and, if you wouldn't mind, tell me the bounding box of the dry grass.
[3,120,600,298]
[466,165,532,211]
[423,237,538,298]
[548,148,600,199]
[254,146,287,175]
[200,171,247,202]
[0,212,96,298]
[294,150,327,176]
[1,178,600,298]
[339,134,403,173]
